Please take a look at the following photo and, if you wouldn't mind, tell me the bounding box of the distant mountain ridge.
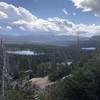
[1,34,100,47]
[79,35,100,47]
[0,34,88,46]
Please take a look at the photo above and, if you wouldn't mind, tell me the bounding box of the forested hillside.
[0,43,99,100]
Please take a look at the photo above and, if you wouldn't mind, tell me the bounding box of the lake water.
[81,47,96,51]
[6,50,44,56]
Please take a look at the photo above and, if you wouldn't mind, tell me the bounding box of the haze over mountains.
[4,34,100,47]
[2,33,100,47]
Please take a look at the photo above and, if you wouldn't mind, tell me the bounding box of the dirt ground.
[30,76,53,89]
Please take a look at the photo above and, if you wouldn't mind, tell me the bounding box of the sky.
[0,0,100,37]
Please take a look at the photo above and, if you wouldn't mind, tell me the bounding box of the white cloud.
[0,26,2,30]
[62,8,68,15]
[73,24,100,37]
[19,26,26,31]
[0,2,37,22]
[6,26,12,30]
[0,11,8,19]
[72,0,100,16]
[0,2,100,37]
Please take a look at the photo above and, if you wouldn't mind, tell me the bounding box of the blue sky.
[1,0,100,24]
[0,0,100,37]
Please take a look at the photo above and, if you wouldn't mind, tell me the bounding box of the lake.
[6,50,44,56]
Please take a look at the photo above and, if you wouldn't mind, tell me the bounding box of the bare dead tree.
[1,40,6,100]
